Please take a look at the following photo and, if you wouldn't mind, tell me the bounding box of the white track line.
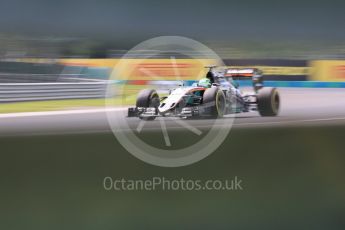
[1,108,345,129]
[120,116,345,132]
[233,117,345,127]
[0,108,126,119]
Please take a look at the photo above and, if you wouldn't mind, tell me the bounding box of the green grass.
[0,96,138,114]
[0,85,160,114]
[0,99,105,113]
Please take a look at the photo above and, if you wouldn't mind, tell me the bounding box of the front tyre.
[136,89,160,120]
[257,87,280,116]
[202,87,226,118]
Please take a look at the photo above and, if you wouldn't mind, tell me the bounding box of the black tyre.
[136,89,160,120]
[257,87,280,116]
[202,87,226,118]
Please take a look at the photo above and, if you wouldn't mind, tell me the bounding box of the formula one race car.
[128,66,280,120]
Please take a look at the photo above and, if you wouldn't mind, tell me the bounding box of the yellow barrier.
[17,58,311,79]
[59,59,218,80]
[58,60,310,78]
[310,60,345,81]
[59,59,119,68]
[112,59,218,80]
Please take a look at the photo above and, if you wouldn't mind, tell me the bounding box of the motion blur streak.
[1,0,345,229]
[1,88,345,137]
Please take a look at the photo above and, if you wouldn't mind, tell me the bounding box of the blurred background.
[0,0,345,59]
[0,0,344,111]
[1,0,345,229]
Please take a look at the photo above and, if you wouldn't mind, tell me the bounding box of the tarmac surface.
[1,88,345,137]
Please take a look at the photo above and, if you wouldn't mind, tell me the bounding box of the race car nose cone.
[159,102,174,113]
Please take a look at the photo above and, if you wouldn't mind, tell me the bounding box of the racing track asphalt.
[1,88,345,137]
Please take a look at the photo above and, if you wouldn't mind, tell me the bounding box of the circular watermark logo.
[106,36,234,167]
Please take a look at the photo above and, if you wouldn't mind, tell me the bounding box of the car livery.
[128,66,280,120]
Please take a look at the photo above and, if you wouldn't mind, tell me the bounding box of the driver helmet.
[198,78,211,88]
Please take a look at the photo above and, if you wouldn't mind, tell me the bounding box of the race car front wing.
[128,106,202,118]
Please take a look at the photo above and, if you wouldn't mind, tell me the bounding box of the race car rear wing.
[225,68,262,78]
[225,68,263,91]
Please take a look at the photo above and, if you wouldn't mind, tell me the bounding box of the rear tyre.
[136,89,160,120]
[202,87,226,118]
[257,87,280,116]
